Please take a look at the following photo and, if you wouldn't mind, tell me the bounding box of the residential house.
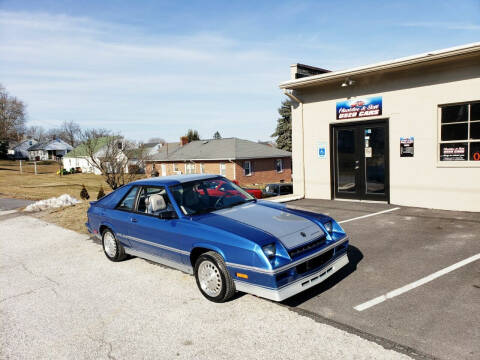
[63,138,160,174]
[146,138,292,186]
[62,137,110,174]
[28,138,73,161]
[7,139,38,159]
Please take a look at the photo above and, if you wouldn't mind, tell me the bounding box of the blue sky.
[1,1,479,142]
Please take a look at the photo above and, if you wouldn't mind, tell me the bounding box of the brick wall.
[234,157,292,186]
[146,157,292,186]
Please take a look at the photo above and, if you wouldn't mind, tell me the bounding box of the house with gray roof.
[27,138,73,161]
[146,137,291,186]
[7,139,37,159]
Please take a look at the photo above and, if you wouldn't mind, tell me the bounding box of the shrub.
[97,186,105,200]
[80,185,90,200]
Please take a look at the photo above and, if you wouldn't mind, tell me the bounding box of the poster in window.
[440,143,467,161]
[400,137,414,157]
[470,142,480,161]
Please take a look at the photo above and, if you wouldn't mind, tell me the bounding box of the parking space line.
[338,207,400,224]
[354,253,480,312]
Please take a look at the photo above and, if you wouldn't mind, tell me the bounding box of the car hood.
[207,202,324,249]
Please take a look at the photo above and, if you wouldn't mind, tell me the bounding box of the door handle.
[130,218,137,223]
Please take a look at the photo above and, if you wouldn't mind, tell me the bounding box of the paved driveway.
[0,197,33,213]
[0,215,410,360]
[284,199,480,360]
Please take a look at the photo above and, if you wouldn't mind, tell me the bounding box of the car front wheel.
[102,229,127,262]
[194,251,235,302]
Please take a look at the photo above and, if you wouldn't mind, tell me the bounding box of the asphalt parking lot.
[284,199,480,360]
[0,215,410,360]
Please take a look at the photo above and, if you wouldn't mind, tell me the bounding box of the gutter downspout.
[283,89,306,198]
[228,159,236,180]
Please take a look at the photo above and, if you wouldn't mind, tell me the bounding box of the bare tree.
[60,120,81,147]
[0,84,27,141]
[147,137,166,145]
[25,125,47,142]
[81,129,150,190]
[45,127,64,141]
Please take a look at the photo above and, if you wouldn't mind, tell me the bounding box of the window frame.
[437,101,480,167]
[219,162,226,176]
[115,186,140,212]
[133,185,177,219]
[244,160,252,176]
[185,162,195,174]
[275,158,284,173]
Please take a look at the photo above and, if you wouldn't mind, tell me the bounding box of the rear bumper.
[234,253,349,301]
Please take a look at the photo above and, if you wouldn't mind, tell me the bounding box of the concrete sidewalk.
[0,215,410,360]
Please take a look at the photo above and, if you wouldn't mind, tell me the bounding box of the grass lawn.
[0,159,145,234]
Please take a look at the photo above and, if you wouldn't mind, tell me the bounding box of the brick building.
[145,138,292,186]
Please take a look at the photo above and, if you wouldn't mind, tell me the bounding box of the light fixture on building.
[341,77,356,87]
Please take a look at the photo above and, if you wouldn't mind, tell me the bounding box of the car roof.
[130,174,221,187]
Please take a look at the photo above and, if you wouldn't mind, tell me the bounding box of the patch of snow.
[24,194,81,212]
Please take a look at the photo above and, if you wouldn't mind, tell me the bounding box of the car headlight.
[262,243,276,259]
[323,221,333,234]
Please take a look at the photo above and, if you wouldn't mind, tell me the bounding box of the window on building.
[219,162,226,176]
[439,102,480,162]
[244,160,252,176]
[275,159,283,173]
[185,162,195,174]
[200,163,205,174]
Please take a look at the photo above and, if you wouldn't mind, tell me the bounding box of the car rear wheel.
[102,229,127,262]
[194,251,235,303]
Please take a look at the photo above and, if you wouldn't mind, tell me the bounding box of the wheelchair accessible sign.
[317,142,327,159]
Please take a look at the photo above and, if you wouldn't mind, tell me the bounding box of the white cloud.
[0,10,290,141]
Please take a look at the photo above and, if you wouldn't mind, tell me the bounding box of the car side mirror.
[159,210,178,220]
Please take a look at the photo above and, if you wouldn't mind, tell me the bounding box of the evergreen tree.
[185,129,200,142]
[213,131,222,139]
[80,185,90,200]
[271,99,292,151]
[97,186,105,200]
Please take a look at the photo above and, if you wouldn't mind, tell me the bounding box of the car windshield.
[169,177,255,216]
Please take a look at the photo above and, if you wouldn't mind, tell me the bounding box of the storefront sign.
[400,137,414,157]
[440,143,467,161]
[317,142,327,159]
[336,96,382,120]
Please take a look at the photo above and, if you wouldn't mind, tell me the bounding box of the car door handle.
[130,218,137,223]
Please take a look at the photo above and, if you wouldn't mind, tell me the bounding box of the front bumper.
[234,253,349,301]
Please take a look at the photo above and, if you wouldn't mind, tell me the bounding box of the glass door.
[332,120,389,201]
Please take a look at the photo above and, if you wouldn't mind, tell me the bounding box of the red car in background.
[200,179,262,199]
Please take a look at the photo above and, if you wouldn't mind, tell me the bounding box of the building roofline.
[280,42,480,89]
[146,154,291,162]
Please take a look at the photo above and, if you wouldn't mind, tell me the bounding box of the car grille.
[288,235,326,258]
[295,249,334,275]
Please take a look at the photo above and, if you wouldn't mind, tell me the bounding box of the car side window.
[280,185,292,195]
[116,186,139,211]
[136,186,174,216]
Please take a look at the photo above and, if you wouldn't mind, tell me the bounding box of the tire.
[102,229,127,262]
[194,251,235,303]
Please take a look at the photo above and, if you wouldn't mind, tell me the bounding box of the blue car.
[86,175,349,302]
